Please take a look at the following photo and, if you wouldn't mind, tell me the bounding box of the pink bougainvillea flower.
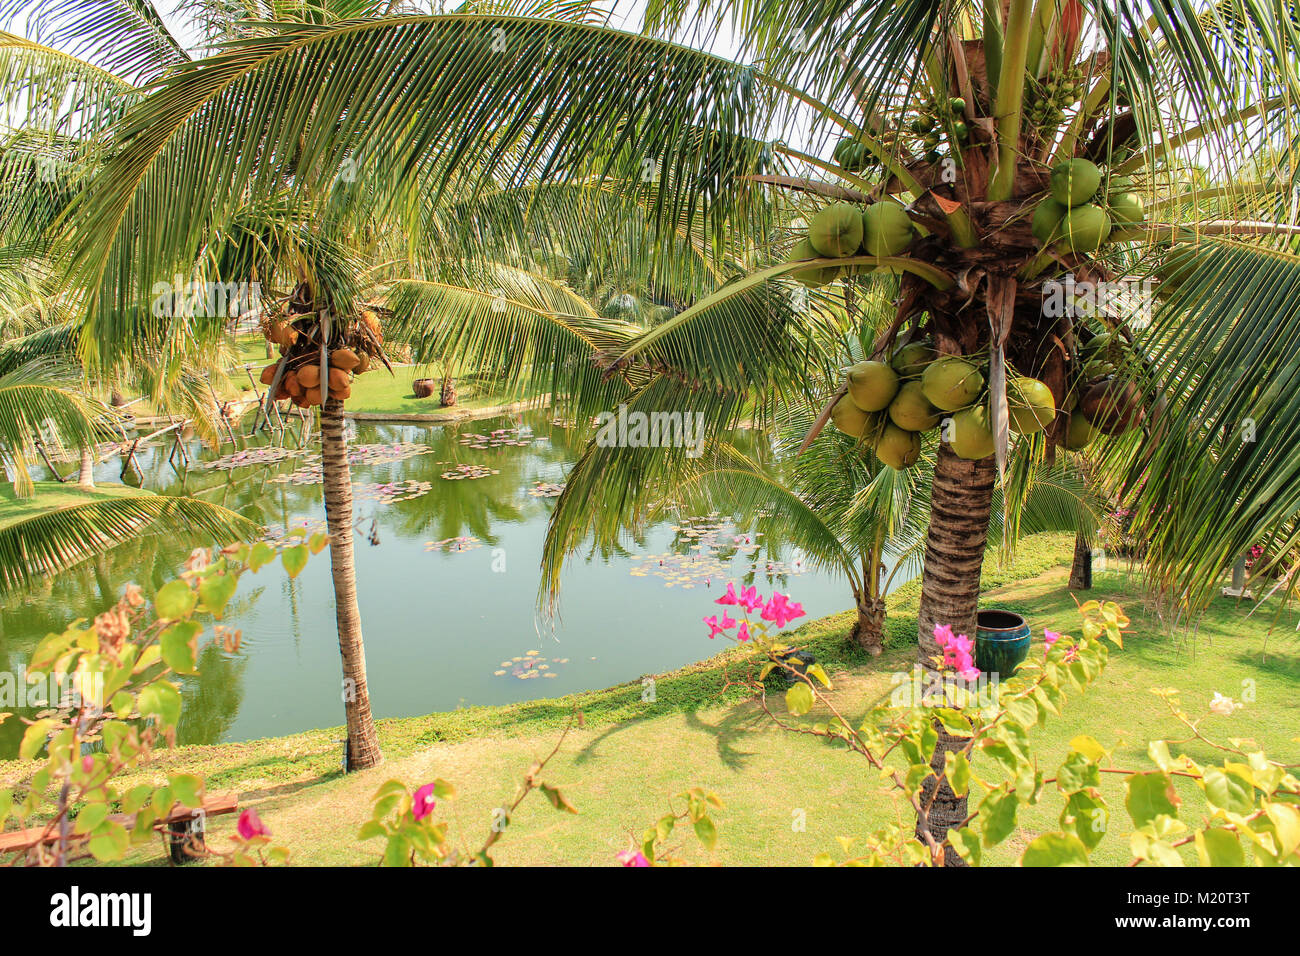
[616,849,650,867]
[703,614,736,639]
[760,592,805,628]
[412,783,438,821]
[736,622,751,643]
[957,667,981,682]
[236,808,270,841]
[715,582,739,606]
[1044,629,1061,647]
[933,623,955,646]
[738,585,764,613]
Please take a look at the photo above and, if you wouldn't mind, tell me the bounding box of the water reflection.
[0,411,866,757]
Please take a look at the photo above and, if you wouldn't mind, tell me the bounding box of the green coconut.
[862,201,915,257]
[788,237,840,288]
[890,340,937,379]
[833,138,868,171]
[830,394,871,437]
[874,424,922,470]
[1108,191,1144,225]
[809,202,865,258]
[1059,203,1112,253]
[1031,198,1069,243]
[1049,158,1102,207]
[887,380,942,432]
[948,406,995,460]
[1008,377,1056,434]
[846,360,900,412]
[921,356,984,411]
[1066,411,1098,450]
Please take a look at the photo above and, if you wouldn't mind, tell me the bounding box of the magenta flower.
[935,624,977,677]
[715,583,739,606]
[738,585,764,613]
[933,622,955,646]
[236,808,270,840]
[703,612,736,639]
[760,592,805,628]
[1044,629,1061,647]
[736,621,751,642]
[616,849,650,867]
[412,783,438,821]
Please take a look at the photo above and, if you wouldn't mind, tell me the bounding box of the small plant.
[0,536,322,865]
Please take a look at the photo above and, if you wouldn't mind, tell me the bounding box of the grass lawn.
[0,482,152,531]
[7,532,1296,866]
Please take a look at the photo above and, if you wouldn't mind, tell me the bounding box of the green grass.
[0,482,152,531]
[4,532,1297,866]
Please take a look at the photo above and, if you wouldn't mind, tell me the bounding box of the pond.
[0,410,890,758]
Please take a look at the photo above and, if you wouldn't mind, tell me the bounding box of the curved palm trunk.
[319,399,382,770]
[915,443,997,865]
[850,596,885,655]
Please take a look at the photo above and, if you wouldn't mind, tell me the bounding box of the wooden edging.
[0,792,239,855]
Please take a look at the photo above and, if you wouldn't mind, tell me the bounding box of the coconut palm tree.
[21,0,1300,855]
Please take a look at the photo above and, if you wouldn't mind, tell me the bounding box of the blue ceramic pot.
[975,609,1032,678]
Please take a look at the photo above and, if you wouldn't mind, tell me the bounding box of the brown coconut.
[304,386,323,407]
[1080,378,1144,435]
[328,367,351,391]
[298,364,321,388]
[284,370,303,397]
[329,384,352,401]
[259,363,280,385]
[331,348,361,372]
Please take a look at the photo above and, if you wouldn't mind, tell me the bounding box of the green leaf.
[944,750,971,798]
[137,680,182,728]
[198,572,238,618]
[805,663,832,689]
[168,774,204,809]
[785,682,814,716]
[153,579,197,621]
[1021,832,1090,867]
[1062,789,1109,850]
[248,541,276,572]
[87,821,130,862]
[693,814,717,851]
[1069,734,1108,762]
[979,787,1019,847]
[1126,772,1181,828]
[19,718,53,759]
[74,802,110,835]
[948,826,981,866]
[308,532,330,554]
[281,544,309,579]
[159,621,201,675]
[1195,828,1245,867]
[357,820,387,842]
[1201,766,1255,817]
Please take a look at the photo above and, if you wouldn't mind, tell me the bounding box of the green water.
[0,411,872,757]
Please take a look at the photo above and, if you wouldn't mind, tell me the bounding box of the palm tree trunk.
[915,443,997,865]
[850,597,885,655]
[319,399,382,770]
[1068,528,1092,590]
[77,449,95,489]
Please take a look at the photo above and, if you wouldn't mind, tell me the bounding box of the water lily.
[412,783,438,821]
[236,808,270,840]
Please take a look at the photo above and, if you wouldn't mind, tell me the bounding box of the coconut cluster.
[833,331,1147,466]
[788,200,917,287]
[1032,158,1145,255]
[258,307,387,408]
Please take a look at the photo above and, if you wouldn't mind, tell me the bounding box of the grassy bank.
[3,532,1297,866]
[0,482,152,530]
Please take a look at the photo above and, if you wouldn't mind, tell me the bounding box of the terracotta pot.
[412,378,436,399]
